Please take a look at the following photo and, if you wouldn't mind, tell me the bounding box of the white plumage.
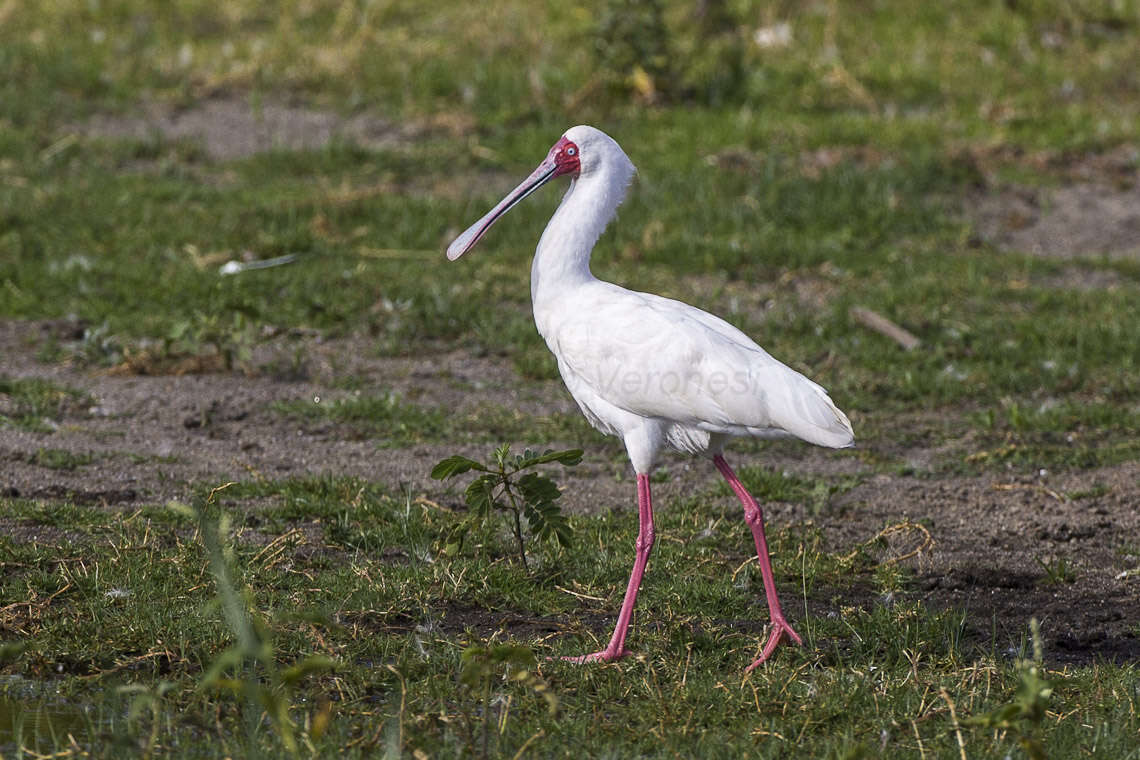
[447,125,853,670]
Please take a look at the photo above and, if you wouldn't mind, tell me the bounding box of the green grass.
[28,448,95,471]
[1,481,1137,758]
[0,376,90,432]
[1,2,1139,407]
[271,393,603,448]
[941,400,1140,475]
[3,0,1140,756]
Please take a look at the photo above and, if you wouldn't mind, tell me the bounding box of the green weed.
[272,392,447,445]
[433,445,581,570]
[1036,555,1078,585]
[737,465,861,515]
[170,485,336,757]
[964,619,1054,760]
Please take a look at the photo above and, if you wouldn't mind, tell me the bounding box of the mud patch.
[1034,266,1127,291]
[340,601,579,641]
[10,485,139,506]
[0,518,91,547]
[80,95,415,160]
[971,181,1140,261]
[833,463,1140,665]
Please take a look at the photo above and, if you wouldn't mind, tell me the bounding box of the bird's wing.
[546,285,854,448]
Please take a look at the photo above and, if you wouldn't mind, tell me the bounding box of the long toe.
[745,619,802,672]
[558,648,629,664]
[784,621,803,647]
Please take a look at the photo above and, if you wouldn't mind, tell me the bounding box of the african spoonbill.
[446,125,854,671]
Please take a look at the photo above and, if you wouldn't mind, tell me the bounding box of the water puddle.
[0,677,98,754]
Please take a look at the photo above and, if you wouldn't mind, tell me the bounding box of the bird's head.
[445,125,626,260]
[560,125,627,178]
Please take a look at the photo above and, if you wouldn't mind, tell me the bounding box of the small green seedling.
[432,445,581,571]
[964,619,1054,760]
[458,643,557,760]
[1035,554,1077,585]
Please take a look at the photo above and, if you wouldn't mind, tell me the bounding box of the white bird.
[447,125,854,671]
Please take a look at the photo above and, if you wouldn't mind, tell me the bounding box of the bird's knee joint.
[636,528,655,553]
[742,508,762,528]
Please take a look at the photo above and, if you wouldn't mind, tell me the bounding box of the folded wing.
[548,286,854,449]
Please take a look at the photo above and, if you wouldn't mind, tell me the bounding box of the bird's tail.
[765,369,855,449]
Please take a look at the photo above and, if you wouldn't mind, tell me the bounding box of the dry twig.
[850,306,921,350]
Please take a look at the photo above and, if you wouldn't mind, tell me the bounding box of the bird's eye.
[566,147,577,156]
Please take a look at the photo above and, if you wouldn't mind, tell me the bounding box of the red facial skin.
[551,137,581,178]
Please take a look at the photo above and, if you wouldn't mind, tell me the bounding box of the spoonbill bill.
[446,125,854,671]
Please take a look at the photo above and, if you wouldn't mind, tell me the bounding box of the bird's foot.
[745,617,802,673]
[558,647,629,665]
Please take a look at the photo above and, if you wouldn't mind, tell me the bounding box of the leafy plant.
[964,619,1054,760]
[169,484,336,757]
[593,0,746,105]
[458,643,557,760]
[165,312,258,372]
[595,0,672,101]
[431,445,581,571]
[1035,554,1077,585]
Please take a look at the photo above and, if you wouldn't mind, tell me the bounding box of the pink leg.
[713,455,802,671]
[563,473,655,664]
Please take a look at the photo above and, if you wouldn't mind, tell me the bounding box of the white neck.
[531,152,636,305]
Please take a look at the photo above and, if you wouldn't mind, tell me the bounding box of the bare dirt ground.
[80,96,420,161]
[4,318,1138,667]
[3,104,1138,665]
[967,142,1140,262]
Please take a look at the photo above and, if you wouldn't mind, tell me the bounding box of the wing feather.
[544,284,853,448]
